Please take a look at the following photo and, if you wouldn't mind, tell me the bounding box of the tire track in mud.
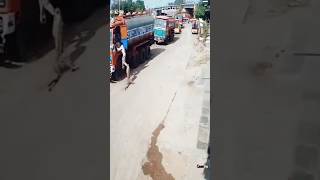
[142,92,177,180]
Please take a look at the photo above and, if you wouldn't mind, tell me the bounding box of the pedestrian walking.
[113,41,131,84]
[48,7,78,91]
[52,8,78,77]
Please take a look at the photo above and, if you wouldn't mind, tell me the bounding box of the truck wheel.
[164,38,168,45]
[137,49,143,64]
[129,55,138,69]
[113,69,123,81]
[141,48,146,62]
[146,46,151,59]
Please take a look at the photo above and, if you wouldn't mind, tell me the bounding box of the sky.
[144,0,173,8]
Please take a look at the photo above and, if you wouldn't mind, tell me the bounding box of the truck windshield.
[154,19,166,28]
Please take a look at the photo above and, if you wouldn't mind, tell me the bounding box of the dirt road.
[110,24,210,180]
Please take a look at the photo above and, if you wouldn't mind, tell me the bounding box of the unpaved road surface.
[110,24,210,180]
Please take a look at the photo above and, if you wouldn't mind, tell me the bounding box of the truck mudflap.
[0,12,16,53]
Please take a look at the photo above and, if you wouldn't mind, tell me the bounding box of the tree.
[135,0,145,11]
[110,0,146,14]
[195,3,209,20]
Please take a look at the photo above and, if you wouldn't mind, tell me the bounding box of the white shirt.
[116,45,126,57]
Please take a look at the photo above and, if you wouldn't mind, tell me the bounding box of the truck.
[190,18,199,34]
[0,0,104,62]
[174,19,182,34]
[110,14,154,81]
[154,16,175,44]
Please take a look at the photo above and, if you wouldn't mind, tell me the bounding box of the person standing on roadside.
[46,7,78,91]
[113,41,131,84]
[52,8,78,77]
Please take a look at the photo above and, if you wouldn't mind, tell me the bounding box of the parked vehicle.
[154,16,175,44]
[0,0,104,62]
[110,14,154,81]
[190,18,199,34]
[175,14,184,28]
[183,17,189,24]
[174,19,181,34]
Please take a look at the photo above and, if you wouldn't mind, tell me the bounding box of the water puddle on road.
[142,92,177,180]
[142,123,175,180]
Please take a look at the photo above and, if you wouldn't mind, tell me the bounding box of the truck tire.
[141,48,146,63]
[164,38,168,45]
[146,46,151,59]
[129,53,138,69]
[137,49,143,64]
[112,69,123,81]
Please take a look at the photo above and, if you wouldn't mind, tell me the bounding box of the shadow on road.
[149,47,165,60]
[156,36,180,46]
[0,61,23,69]
[130,47,165,83]
[112,47,165,83]
[171,36,179,43]
[28,7,105,65]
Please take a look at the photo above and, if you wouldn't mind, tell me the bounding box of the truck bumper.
[154,37,165,43]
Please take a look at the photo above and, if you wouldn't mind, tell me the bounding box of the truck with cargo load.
[154,16,175,44]
[190,18,199,34]
[110,14,154,81]
[0,0,105,62]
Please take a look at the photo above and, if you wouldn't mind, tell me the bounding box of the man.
[47,7,78,91]
[114,41,131,84]
[52,8,78,75]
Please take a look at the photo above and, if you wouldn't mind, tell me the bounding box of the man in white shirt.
[114,41,131,84]
[52,8,78,73]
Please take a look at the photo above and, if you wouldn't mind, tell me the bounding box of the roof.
[156,16,175,22]
[126,16,154,30]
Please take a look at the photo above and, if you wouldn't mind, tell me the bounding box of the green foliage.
[135,0,145,11]
[111,0,146,13]
[195,3,208,20]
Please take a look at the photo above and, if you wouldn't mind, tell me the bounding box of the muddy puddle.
[142,123,175,180]
[142,92,177,180]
